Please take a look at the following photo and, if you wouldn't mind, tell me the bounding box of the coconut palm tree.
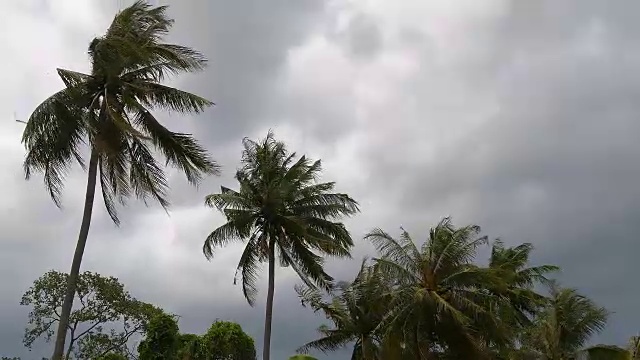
[522,283,609,359]
[487,241,559,358]
[489,241,559,323]
[21,2,218,358]
[202,131,359,360]
[364,217,510,359]
[296,260,391,360]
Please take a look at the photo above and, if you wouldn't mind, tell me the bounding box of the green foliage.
[20,270,159,359]
[138,317,256,360]
[176,333,206,360]
[203,131,360,305]
[138,313,180,360]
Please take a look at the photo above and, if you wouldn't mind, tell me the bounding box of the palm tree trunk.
[263,237,276,360]
[51,149,99,360]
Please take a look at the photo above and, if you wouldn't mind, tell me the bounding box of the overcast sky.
[1,0,640,359]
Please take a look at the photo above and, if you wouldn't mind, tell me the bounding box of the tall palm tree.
[522,283,609,359]
[364,217,509,359]
[203,132,359,360]
[21,2,218,358]
[296,259,391,360]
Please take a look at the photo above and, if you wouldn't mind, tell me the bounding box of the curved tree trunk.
[263,237,276,360]
[51,149,99,360]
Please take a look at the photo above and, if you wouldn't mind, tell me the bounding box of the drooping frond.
[132,107,219,184]
[233,232,262,306]
[203,216,256,260]
[22,88,88,206]
[126,138,169,209]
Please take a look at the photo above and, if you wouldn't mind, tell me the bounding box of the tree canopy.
[20,270,161,359]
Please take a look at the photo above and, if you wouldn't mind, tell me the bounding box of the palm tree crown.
[22,0,218,222]
[203,131,359,304]
[523,283,609,359]
[296,260,391,359]
[364,217,511,359]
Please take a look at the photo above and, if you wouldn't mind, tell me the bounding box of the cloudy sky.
[1,0,640,358]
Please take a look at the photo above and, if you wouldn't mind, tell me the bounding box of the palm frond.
[132,106,219,183]
[365,229,418,274]
[129,81,212,113]
[297,330,354,354]
[22,88,88,206]
[203,216,256,260]
[234,232,262,306]
[126,138,169,209]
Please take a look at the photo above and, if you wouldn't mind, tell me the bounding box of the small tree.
[21,270,160,359]
[138,313,180,360]
[201,321,256,360]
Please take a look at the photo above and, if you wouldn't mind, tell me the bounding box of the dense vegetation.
[7,1,633,360]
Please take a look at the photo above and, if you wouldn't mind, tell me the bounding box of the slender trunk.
[64,331,74,360]
[361,337,369,360]
[51,149,99,360]
[262,237,276,360]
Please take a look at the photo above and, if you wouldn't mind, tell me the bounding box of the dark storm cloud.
[160,0,326,145]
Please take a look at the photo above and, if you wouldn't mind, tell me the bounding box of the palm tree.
[364,217,510,359]
[21,2,218,358]
[202,131,359,360]
[522,283,609,359]
[296,260,391,359]
[488,241,559,358]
